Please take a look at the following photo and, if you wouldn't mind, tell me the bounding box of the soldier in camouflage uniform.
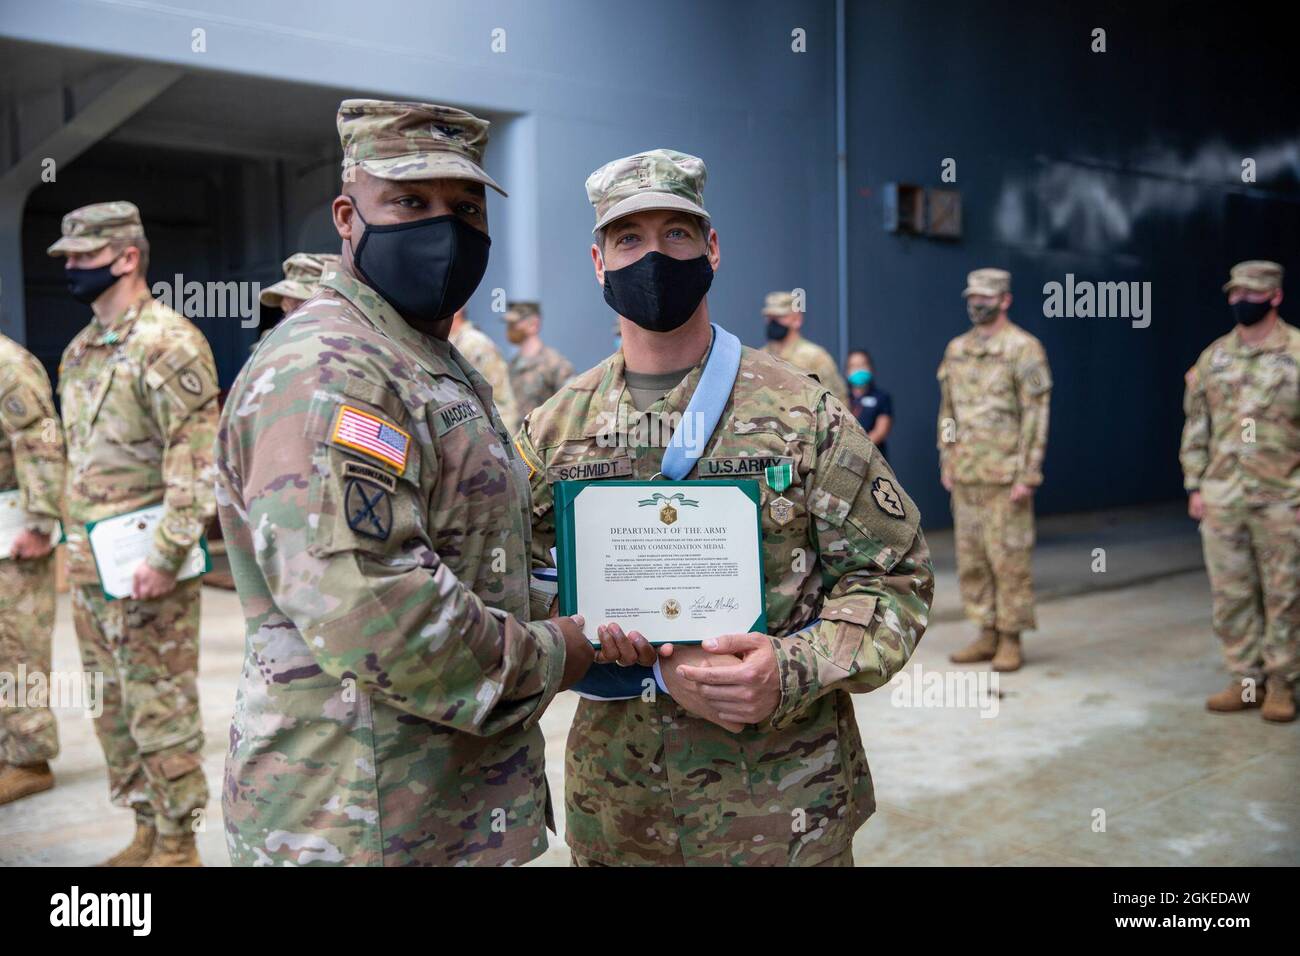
[48,201,218,866]
[517,149,934,866]
[502,301,575,419]
[939,268,1051,672]
[761,290,849,405]
[257,252,341,340]
[1182,260,1299,723]
[216,99,597,867]
[450,308,522,433]
[0,333,65,805]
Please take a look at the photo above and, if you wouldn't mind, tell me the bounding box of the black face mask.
[602,251,713,333]
[66,260,123,305]
[348,199,490,324]
[765,319,791,342]
[1231,299,1272,327]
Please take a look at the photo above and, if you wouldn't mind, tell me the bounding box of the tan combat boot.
[991,632,1022,672]
[96,821,157,867]
[143,831,202,867]
[1260,677,1296,723]
[0,761,54,806]
[1205,679,1262,713]
[950,627,999,664]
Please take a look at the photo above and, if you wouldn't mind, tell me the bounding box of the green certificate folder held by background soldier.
[86,503,210,600]
[554,478,766,645]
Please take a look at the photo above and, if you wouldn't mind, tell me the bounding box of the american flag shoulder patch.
[331,404,411,473]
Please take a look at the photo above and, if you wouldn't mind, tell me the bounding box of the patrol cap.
[46,201,146,257]
[501,300,541,323]
[761,291,802,317]
[1222,260,1283,294]
[337,99,506,196]
[586,149,710,234]
[260,253,342,308]
[962,268,1011,298]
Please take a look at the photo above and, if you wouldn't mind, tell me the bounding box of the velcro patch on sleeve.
[331,404,410,473]
[341,458,398,493]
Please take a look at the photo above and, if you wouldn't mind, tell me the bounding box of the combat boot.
[1261,677,1296,723]
[991,632,1022,672]
[1205,679,1262,713]
[0,761,54,806]
[949,627,998,664]
[96,821,156,867]
[143,832,202,867]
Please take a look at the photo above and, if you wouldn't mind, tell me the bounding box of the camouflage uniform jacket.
[762,335,849,405]
[1181,318,1300,508]
[509,343,574,419]
[58,297,218,585]
[937,321,1052,487]
[451,319,522,435]
[517,341,934,865]
[0,334,65,534]
[216,270,567,867]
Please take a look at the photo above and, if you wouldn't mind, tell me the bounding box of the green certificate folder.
[554,479,766,645]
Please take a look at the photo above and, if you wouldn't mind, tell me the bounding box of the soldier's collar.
[1232,318,1289,354]
[92,293,151,345]
[321,268,455,378]
[596,343,711,441]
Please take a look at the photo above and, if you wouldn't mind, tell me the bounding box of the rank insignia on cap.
[332,404,410,473]
[871,476,906,519]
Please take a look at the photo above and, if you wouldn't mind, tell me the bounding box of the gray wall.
[843,0,1300,520]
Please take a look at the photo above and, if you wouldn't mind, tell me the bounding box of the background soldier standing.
[48,202,218,866]
[0,333,65,805]
[760,290,849,404]
[256,251,341,341]
[216,99,595,867]
[502,301,574,419]
[1182,260,1298,723]
[450,307,522,433]
[940,268,1051,672]
[518,149,934,866]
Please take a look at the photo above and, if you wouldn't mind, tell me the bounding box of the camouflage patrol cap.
[502,300,541,323]
[586,149,709,234]
[337,99,506,196]
[1222,260,1283,294]
[761,291,802,317]
[962,267,1011,298]
[260,253,342,308]
[46,201,146,256]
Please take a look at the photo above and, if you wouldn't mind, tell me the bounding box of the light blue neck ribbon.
[658,323,742,480]
[573,322,743,700]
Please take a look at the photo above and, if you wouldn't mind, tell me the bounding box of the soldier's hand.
[1009,483,1034,504]
[593,622,656,667]
[676,633,781,726]
[10,528,53,560]
[1188,491,1205,521]
[656,644,745,732]
[557,613,596,690]
[132,563,178,601]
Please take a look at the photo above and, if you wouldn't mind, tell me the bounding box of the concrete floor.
[2,504,1296,866]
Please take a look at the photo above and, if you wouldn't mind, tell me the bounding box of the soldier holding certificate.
[48,201,219,866]
[516,149,935,866]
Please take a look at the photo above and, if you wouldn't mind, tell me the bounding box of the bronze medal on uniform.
[765,462,794,525]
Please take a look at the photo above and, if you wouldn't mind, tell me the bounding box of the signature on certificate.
[691,595,740,612]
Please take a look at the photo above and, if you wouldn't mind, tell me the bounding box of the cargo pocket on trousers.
[1003,499,1036,551]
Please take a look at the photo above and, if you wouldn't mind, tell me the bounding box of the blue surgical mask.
[848,369,872,389]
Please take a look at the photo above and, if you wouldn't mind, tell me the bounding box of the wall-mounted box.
[883,182,925,234]
[926,188,962,239]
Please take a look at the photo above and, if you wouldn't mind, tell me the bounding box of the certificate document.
[554,480,766,645]
[86,504,211,600]
[0,488,61,559]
